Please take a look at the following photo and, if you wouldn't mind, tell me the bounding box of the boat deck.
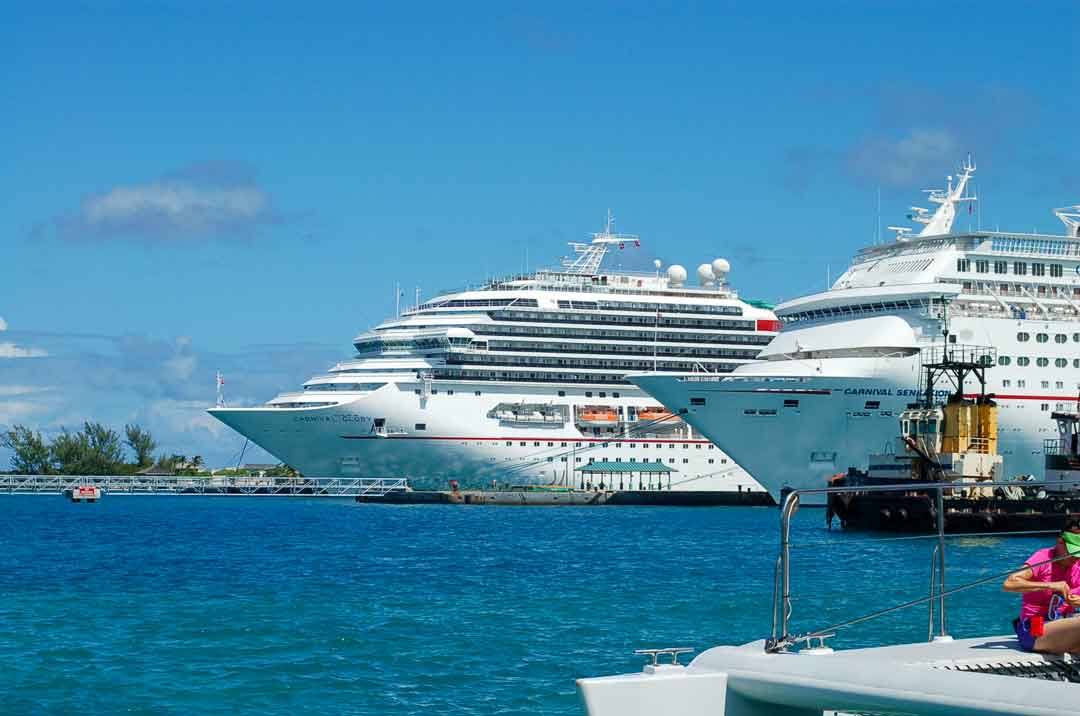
[579,635,1079,715]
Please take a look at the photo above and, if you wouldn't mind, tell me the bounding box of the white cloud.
[0,316,7,331]
[49,161,280,242]
[0,342,48,358]
[0,400,44,424]
[848,128,961,188]
[0,330,343,469]
[0,385,51,397]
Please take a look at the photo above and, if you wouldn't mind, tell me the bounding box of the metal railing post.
[935,486,947,638]
[779,491,800,642]
[927,543,939,641]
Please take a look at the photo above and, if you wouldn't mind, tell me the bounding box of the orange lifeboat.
[577,408,620,426]
[637,407,674,422]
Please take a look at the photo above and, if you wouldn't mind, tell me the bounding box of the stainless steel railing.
[766,478,1080,653]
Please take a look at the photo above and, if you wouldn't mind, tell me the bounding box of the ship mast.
[889,157,977,240]
[561,209,640,275]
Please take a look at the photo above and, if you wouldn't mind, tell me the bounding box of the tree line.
[0,422,206,476]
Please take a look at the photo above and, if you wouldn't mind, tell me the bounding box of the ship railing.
[1043,438,1080,457]
[768,477,1080,654]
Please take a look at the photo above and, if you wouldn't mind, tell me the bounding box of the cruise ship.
[209,214,780,499]
[632,160,1080,505]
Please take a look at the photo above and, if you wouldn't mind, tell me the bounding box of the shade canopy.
[575,461,676,474]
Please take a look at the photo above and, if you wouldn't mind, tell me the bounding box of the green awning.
[576,461,676,474]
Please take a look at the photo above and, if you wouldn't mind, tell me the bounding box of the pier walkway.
[0,474,407,498]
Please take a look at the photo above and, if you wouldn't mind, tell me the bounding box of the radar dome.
[711,258,731,279]
[696,263,716,286]
[667,264,687,287]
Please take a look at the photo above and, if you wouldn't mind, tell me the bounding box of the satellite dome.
[711,258,731,278]
[696,263,716,286]
[667,264,687,287]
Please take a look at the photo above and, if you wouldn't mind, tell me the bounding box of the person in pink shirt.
[1004,518,1080,653]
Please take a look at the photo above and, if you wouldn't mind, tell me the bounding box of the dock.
[356,488,774,506]
[0,474,407,498]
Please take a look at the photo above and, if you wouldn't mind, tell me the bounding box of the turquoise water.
[0,498,1044,715]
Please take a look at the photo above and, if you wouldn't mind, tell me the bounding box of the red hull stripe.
[342,435,712,443]
[966,394,1080,401]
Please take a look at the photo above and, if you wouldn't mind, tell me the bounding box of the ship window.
[1056,334,1068,344]
[506,441,512,446]
[1058,381,1066,389]
[1018,380,1026,388]
[1058,359,1069,368]
[1032,263,1046,276]
[561,442,567,447]
[1051,264,1063,278]
[520,442,526,446]
[475,391,481,396]
[683,458,689,463]
[975,260,989,273]
[690,397,706,406]
[1018,332,1030,342]
[1037,358,1049,367]
[447,390,454,395]
[994,261,1008,274]
[1042,403,1050,411]
[415,423,426,430]
[534,441,541,447]
[613,392,620,398]
[696,444,702,449]
[1014,262,1028,275]
[585,392,592,398]
[1002,380,1011,388]
[1075,359,1080,368]
[431,389,437,394]
[575,458,582,462]
[415,389,421,395]
[864,401,880,410]
[708,459,715,464]
[999,356,1011,366]
[784,399,800,408]
[1018,357,1031,366]
[1037,333,1049,343]
[956,258,970,272]
[744,409,757,415]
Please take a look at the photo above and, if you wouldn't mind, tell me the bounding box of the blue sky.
[2,1,1078,468]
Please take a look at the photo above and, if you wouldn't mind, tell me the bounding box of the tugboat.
[828,343,1080,532]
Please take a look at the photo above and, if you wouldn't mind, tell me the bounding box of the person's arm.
[1003,565,1071,596]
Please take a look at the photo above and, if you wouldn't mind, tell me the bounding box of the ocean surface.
[0,497,1045,715]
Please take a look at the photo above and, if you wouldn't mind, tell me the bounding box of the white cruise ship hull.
[634,314,1080,505]
[210,380,768,496]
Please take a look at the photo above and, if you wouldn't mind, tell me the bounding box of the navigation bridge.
[0,474,408,498]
